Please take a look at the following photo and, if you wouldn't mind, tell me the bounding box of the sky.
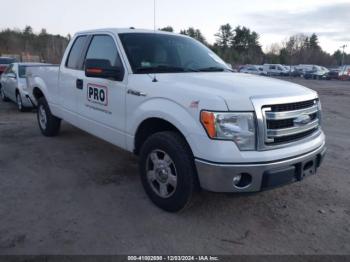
[1,0,349,54]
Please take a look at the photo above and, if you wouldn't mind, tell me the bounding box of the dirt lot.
[0,78,349,255]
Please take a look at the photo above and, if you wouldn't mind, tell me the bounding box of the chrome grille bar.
[265,105,318,120]
[266,119,319,137]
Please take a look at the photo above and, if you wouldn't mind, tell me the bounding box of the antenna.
[154,0,156,32]
[152,0,158,82]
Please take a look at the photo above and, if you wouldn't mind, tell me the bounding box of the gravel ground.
[0,78,349,255]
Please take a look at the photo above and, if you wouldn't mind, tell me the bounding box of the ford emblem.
[294,114,312,126]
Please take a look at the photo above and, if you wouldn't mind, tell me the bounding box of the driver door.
[78,34,127,149]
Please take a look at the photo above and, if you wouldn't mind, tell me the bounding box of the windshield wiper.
[135,65,197,74]
[197,67,229,72]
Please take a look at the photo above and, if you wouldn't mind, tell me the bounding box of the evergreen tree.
[159,26,174,32]
[180,27,207,44]
[309,33,320,50]
[214,24,233,49]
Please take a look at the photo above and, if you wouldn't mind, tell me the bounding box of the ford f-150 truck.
[26,28,326,212]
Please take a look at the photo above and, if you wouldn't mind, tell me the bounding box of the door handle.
[76,79,83,90]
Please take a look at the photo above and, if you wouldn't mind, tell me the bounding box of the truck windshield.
[119,33,230,74]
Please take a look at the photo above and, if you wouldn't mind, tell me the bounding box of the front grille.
[269,99,317,112]
[267,119,294,129]
[267,128,318,145]
[262,99,320,146]
[267,113,318,130]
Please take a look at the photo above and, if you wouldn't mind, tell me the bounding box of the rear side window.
[85,35,123,68]
[66,36,87,69]
[19,66,26,78]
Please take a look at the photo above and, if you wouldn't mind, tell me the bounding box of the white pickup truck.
[26,28,326,212]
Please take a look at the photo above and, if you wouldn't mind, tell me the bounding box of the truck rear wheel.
[139,131,197,212]
[37,97,61,137]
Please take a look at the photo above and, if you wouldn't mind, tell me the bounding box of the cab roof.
[75,28,184,37]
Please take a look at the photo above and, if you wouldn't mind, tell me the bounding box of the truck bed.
[26,64,60,105]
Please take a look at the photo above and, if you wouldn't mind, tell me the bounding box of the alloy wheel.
[38,105,47,130]
[146,150,178,198]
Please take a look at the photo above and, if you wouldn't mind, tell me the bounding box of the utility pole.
[340,44,347,66]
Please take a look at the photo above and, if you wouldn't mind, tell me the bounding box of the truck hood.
[156,72,317,110]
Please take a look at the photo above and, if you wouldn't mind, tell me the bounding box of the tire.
[0,86,9,102]
[139,131,198,212]
[16,92,27,112]
[37,97,61,137]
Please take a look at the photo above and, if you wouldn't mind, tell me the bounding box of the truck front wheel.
[139,131,197,212]
[37,97,61,137]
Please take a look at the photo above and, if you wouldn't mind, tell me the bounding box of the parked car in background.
[256,65,267,75]
[296,65,315,77]
[339,65,350,81]
[263,64,289,76]
[0,63,44,111]
[239,65,263,75]
[0,57,16,75]
[304,66,329,80]
[283,65,292,73]
[327,68,341,80]
[290,67,303,77]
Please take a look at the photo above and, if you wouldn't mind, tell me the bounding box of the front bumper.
[195,143,327,192]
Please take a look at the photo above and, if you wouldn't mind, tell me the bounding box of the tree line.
[0,25,348,66]
[264,33,349,66]
[162,25,349,67]
[0,26,69,64]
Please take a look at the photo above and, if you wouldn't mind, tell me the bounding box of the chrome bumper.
[195,143,327,193]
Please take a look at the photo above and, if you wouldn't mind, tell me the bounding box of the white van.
[263,64,289,76]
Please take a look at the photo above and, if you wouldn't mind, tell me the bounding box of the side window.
[66,36,87,70]
[5,64,13,74]
[85,35,123,68]
[12,65,18,74]
[270,65,276,70]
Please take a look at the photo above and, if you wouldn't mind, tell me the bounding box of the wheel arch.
[128,98,207,159]
[32,87,45,101]
[134,117,194,157]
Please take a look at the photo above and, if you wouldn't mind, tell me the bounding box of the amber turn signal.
[200,111,216,138]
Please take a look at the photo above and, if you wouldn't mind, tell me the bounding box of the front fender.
[126,98,205,155]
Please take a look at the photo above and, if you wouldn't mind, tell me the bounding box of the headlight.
[200,111,256,151]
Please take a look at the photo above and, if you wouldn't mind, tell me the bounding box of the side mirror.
[85,59,124,81]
